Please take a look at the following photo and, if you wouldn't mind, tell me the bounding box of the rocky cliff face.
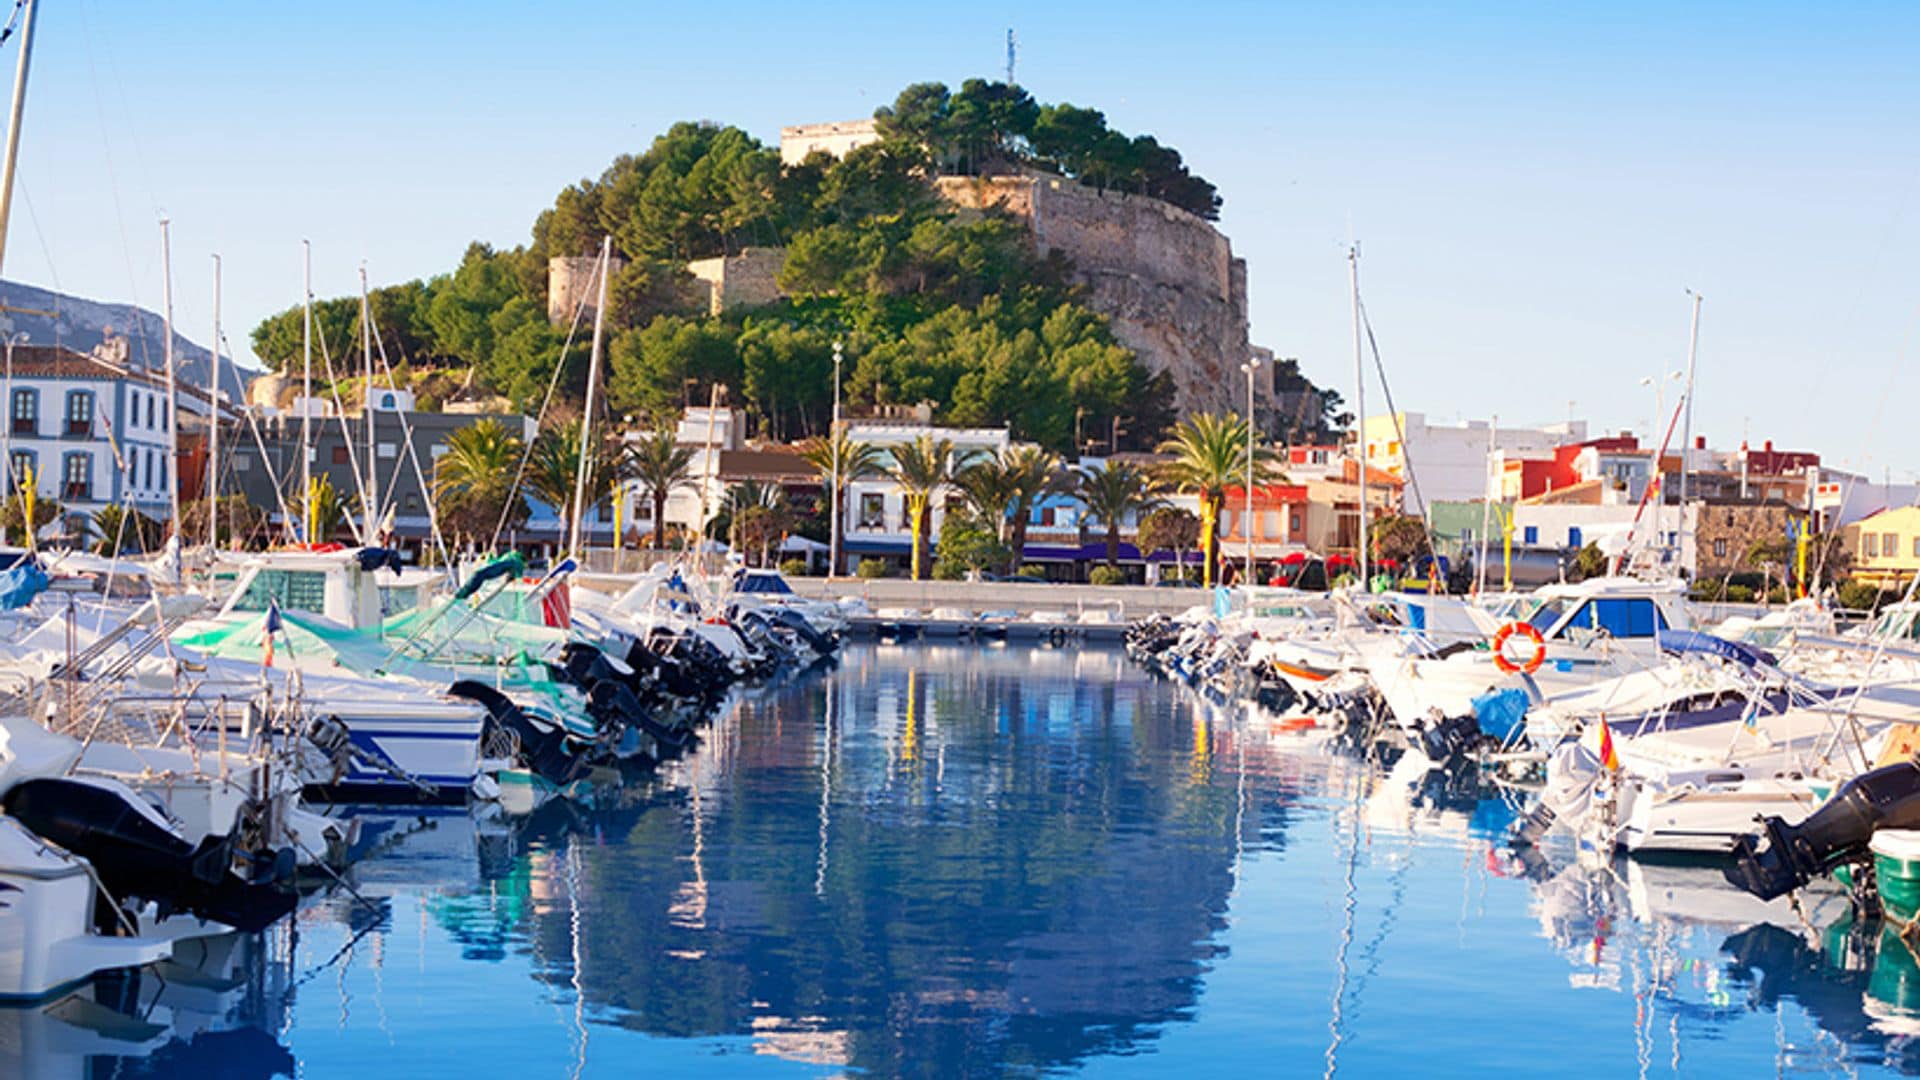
[0,278,250,398]
[934,175,1251,417]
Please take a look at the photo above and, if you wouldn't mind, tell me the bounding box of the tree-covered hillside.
[249,80,1268,451]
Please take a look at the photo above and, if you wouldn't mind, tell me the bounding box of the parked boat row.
[1126,576,1920,920]
[0,550,844,1002]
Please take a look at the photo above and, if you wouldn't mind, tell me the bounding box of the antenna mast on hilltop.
[1006,29,1016,85]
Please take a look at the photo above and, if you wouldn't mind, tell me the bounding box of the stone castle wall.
[547,254,628,325]
[934,174,1251,417]
[685,248,787,315]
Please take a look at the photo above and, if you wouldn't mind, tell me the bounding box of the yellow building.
[1845,506,1920,587]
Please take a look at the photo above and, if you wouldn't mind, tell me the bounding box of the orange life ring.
[1492,621,1547,675]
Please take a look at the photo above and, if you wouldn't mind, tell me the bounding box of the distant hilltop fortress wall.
[932,173,1249,417]
[546,252,628,325]
[546,120,1258,418]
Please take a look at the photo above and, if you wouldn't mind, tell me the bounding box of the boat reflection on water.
[44,640,1920,1076]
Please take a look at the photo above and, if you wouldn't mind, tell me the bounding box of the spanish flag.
[1598,721,1620,771]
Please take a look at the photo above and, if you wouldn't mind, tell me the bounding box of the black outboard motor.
[772,609,837,657]
[1416,713,1486,764]
[3,777,295,932]
[448,680,589,789]
[1725,761,1920,900]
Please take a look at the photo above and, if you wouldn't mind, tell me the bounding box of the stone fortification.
[685,248,787,315]
[546,253,627,325]
[934,174,1251,417]
[779,120,881,166]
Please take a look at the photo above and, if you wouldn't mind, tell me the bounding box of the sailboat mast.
[0,0,36,278]
[161,219,180,533]
[1349,245,1369,588]
[300,240,312,542]
[360,264,376,544]
[567,236,611,558]
[1678,291,1703,512]
[208,253,221,548]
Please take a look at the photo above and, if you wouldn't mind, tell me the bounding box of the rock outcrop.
[934,175,1252,417]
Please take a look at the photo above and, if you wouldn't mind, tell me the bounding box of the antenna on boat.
[1348,244,1369,589]
[566,235,611,559]
[208,253,221,550]
[0,0,34,279]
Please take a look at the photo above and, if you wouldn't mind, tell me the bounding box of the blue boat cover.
[1655,629,1777,668]
[0,561,46,610]
[1470,686,1531,743]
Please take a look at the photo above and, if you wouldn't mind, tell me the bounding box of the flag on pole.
[262,599,282,668]
[1598,721,1620,771]
[92,410,127,473]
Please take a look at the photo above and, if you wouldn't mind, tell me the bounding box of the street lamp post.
[829,340,843,578]
[1240,355,1262,584]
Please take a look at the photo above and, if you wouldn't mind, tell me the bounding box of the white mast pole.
[207,253,221,548]
[300,239,312,542]
[1477,414,1495,595]
[830,339,842,578]
[1678,290,1703,544]
[0,0,37,279]
[1349,245,1369,588]
[161,219,181,533]
[567,236,611,559]
[360,263,376,544]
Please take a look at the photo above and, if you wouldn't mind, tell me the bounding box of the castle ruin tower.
[548,251,627,325]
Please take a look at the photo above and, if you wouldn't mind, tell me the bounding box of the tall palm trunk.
[1105,521,1121,568]
[909,494,930,581]
[652,490,668,550]
[1201,496,1220,588]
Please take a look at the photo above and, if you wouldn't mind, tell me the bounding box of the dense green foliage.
[248,81,1281,452]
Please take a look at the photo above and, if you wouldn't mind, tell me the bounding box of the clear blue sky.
[8,1,1919,475]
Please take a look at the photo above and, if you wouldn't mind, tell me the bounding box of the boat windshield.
[1871,610,1920,641]
[738,574,794,595]
[1524,597,1573,632]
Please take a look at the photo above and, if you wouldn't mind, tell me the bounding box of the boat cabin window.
[233,569,328,615]
[1558,597,1666,639]
[380,585,421,616]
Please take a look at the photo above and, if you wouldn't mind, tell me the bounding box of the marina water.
[59,642,1920,1077]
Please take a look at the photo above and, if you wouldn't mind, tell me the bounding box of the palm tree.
[624,426,697,551]
[525,419,612,536]
[955,457,1020,541]
[721,480,791,567]
[1157,411,1276,587]
[799,430,884,556]
[1075,462,1162,568]
[435,417,526,548]
[887,434,981,581]
[1002,446,1064,569]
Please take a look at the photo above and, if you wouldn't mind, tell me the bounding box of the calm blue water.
[31,642,1920,1077]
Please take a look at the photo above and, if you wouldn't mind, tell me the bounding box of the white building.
[2,342,215,527]
[841,421,1011,571]
[1811,467,1920,532]
[1360,412,1586,510]
[778,120,882,167]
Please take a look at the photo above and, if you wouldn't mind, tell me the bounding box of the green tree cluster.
[874,80,1222,220]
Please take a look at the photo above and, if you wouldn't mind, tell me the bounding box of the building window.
[1523,525,1538,545]
[1713,539,1727,558]
[405,494,420,512]
[1568,526,1583,548]
[1886,533,1899,557]
[64,391,93,437]
[234,453,251,472]
[858,493,884,529]
[380,392,396,410]
[61,453,91,501]
[1866,534,1879,558]
[7,450,31,493]
[10,388,35,436]
[1913,536,1920,559]
[332,446,350,465]
[377,442,397,459]
[1291,512,1303,533]
[144,394,154,429]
